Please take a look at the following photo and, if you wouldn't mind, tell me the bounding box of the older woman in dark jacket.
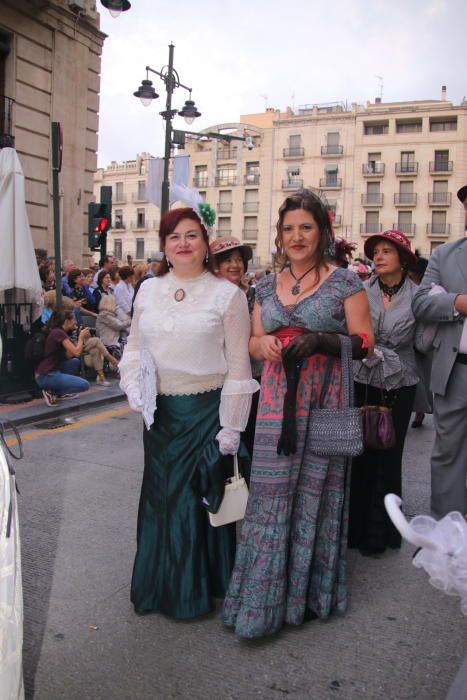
[349,230,419,556]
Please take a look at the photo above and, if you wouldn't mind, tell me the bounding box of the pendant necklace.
[290,264,317,296]
[174,288,185,302]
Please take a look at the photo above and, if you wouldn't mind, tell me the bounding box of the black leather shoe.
[134,606,152,616]
[303,607,319,622]
[411,413,425,428]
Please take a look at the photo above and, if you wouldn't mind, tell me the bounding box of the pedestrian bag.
[208,454,249,527]
[24,331,46,364]
[360,373,396,450]
[306,334,364,457]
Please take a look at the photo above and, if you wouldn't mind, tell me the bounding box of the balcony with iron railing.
[244,173,260,185]
[362,193,384,206]
[321,144,343,156]
[362,162,385,176]
[215,176,237,187]
[193,176,209,188]
[360,223,383,235]
[0,96,14,148]
[217,148,237,160]
[216,229,232,237]
[283,147,305,158]
[282,179,303,190]
[217,202,232,213]
[111,222,127,230]
[132,192,148,202]
[331,214,342,226]
[393,223,416,236]
[113,194,126,204]
[427,223,451,236]
[243,201,259,212]
[428,191,451,206]
[319,177,342,189]
[394,193,418,206]
[395,162,419,175]
[242,229,258,241]
[429,160,453,174]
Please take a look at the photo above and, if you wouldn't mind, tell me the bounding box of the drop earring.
[166,254,172,268]
[205,250,209,263]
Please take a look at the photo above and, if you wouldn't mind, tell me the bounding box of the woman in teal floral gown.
[222,189,373,638]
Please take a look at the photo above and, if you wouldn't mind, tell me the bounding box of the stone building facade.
[93,152,161,264]
[97,91,467,267]
[0,0,105,263]
[193,95,467,264]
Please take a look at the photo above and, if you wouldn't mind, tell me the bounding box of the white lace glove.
[216,427,240,456]
[362,347,384,368]
[127,387,143,413]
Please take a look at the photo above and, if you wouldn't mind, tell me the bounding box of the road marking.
[5,406,131,447]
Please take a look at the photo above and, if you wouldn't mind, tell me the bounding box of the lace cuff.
[140,349,157,430]
[220,392,254,432]
[221,377,260,395]
[119,348,157,429]
[119,350,141,393]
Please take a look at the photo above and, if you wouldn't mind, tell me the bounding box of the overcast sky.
[96,0,466,168]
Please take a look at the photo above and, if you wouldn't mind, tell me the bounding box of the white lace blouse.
[119,270,259,430]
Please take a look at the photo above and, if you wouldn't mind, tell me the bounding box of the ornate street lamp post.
[133,43,201,215]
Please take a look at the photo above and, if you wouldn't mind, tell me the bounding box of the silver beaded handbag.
[307,335,364,458]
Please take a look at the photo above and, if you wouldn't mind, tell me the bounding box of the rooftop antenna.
[291,91,295,111]
[375,75,383,101]
[260,94,268,109]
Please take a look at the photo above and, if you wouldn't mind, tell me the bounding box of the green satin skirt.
[130,389,236,619]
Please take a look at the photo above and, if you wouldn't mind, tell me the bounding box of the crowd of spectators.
[31,251,165,405]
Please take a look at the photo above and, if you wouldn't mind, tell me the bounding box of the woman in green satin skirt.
[131,390,236,619]
[119,207,258,620]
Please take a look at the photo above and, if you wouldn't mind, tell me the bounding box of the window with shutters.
[114,239,122,259]
[397,210,413,233]
[136,239,145,260]
[115,182,124,201]
[137,181,146,200]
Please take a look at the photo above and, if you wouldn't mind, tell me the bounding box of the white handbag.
[208,454,249,527]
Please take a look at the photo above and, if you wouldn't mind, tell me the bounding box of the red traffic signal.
[93,216,109,233]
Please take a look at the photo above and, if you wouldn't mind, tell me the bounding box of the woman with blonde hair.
[96,294,131,360]
[133,262,149,286]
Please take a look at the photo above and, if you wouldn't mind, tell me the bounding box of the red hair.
[156,207,217,276]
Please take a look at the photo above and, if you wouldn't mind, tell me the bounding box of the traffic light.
[88,202,109,250]
[87,186,112,252]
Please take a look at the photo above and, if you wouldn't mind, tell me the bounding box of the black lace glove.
[277,355,302,456]
[282,332,368,362]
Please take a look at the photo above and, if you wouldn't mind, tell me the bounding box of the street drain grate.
[37,417,77,430]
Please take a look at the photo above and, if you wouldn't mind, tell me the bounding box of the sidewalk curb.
[1,388,126,428]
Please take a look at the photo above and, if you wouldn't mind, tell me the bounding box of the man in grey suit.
[412,185,467,518]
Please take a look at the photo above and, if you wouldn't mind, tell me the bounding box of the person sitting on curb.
[35,310,91,406]
[96,295,130,361]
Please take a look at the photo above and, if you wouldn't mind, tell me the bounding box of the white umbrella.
[0,148,42,319]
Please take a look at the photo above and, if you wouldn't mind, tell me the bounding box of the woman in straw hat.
[210,235,259,462]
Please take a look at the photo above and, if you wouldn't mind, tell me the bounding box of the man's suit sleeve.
[412,246,459,323]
